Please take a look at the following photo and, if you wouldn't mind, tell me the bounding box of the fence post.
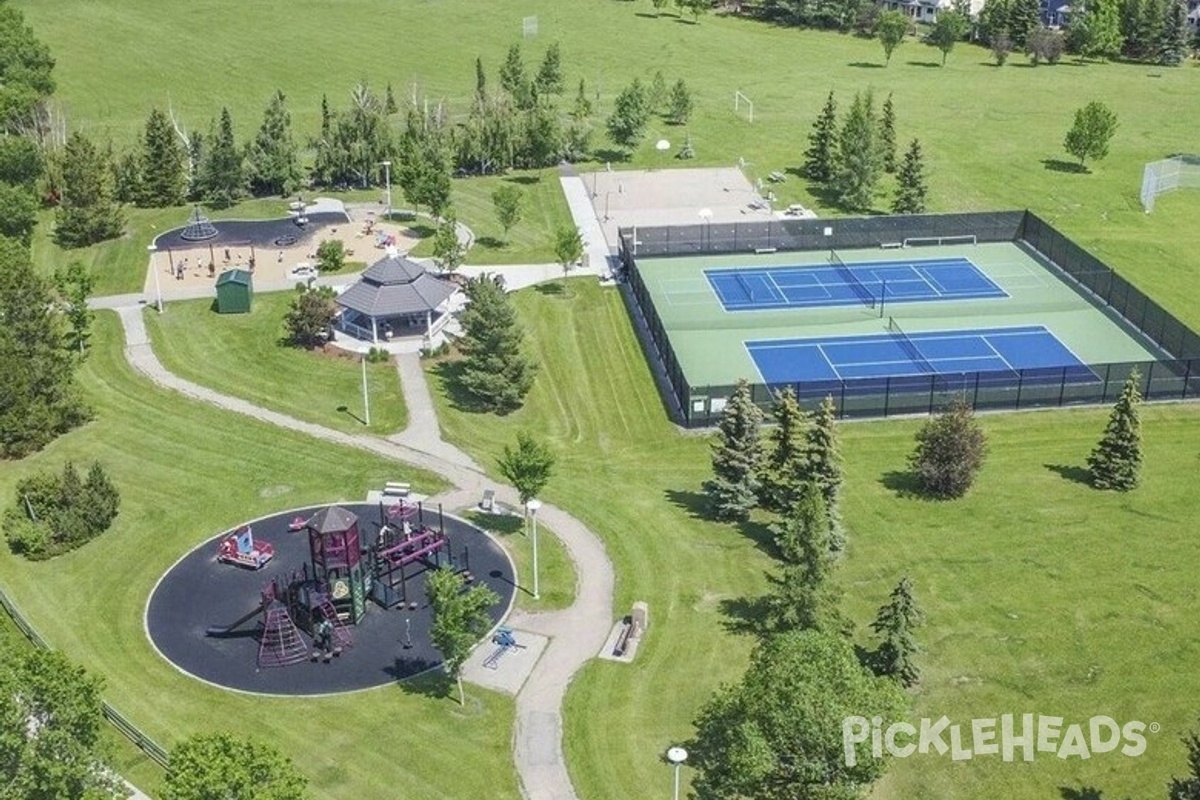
[1057,366,1067,406]
[1183,359,1194,399]
[927,375,936,415]
[883,377,891,417]
[1015,370,1024,410]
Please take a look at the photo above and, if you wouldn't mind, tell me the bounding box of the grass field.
[465,510,576,613]
[6,2,1200,798]
[144,294,408,435]
[426,279,1200,800]
[0,314,530,800]
[15,0,1200,322]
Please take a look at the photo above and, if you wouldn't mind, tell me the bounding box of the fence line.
[619,211,1200,427]
[0,587,170,769]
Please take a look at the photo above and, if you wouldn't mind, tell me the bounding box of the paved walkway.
[114,305,614,800]
[559,175,616,275]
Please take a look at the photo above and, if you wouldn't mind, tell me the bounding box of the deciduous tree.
[552,225,584,280]
[606,79,650,150]
[909,396,987,498]
[690,630,908,800]
[877,10,910,64]
[927,10,969,64]
[1063,100,1118,167]
[283,285,337,348]
[315,239,345,272]
[498,430,556,505]
[53,261,93,355]
[426,568,499,705]
[705,379,764,522]
[430,211,465,274]
[0,181,36,244]
[492,184,523,241]
[1087,368,1142,490]
[162,732,308,800]
[0,3,55,133]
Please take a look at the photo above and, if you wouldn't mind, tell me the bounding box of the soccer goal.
[734,90,754,123]
[902,234,977,248]
[1140,154,1200,213]
[522,15,538,37]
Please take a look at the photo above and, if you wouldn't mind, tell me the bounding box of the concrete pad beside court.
[583,166,773,248]
[462,628,548,696]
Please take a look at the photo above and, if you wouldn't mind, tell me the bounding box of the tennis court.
[746,324,1097,388]
[705,255,1007,312]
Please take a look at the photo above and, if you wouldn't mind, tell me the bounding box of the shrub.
[909,397,987,498]
[3,462,121,559]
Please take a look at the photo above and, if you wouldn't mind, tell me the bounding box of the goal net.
[1140,154,1200,213]
[734,90,754,123]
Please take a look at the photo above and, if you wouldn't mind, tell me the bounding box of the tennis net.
[829,250,875,309]
[887,316,935,375]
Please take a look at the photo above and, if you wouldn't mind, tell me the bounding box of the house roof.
[215,269,252,287]
[335,253,457,318]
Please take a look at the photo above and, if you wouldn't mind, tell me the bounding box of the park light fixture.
[526,498,542,600]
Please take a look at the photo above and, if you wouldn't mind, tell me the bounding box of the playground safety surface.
[145,503,515,696]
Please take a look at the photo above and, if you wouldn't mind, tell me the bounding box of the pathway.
[114,305,614,800]
[558,175,616,274]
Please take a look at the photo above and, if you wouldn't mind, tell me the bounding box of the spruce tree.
[535,42,565,96]
[1159,0,1190,65]
[758,388,809,513]
[764,482,844,634]
[499,43,532,108]
[1169,723,1200,800]
[1087,369,1142,490]
[648,70,669,115]
[834,90,880,211]
[385,82,398,114]
[910,396,987,498]
[667,79,694,125]
[458,274,537,412]
[198,108,242,208]
[892,138,928,214]
[804,395,845,551]
[247,90,301,196]
[1007,0,1043,47]
[879,93,897,173]
[138,107,186,207]
[475,56,487,99]
[870,576,925,686]
[705,379,764,522]
[802,91,838,183]
[54,131,124,248]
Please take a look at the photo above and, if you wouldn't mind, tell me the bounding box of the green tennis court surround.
[618,211,1200,426]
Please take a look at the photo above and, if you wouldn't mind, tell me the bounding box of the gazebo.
[335,249,457,343]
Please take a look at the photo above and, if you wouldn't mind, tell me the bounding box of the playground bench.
[383,481,411,498]
[881,241,903,249]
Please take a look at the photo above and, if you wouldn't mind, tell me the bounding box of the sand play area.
[144,199,425,294]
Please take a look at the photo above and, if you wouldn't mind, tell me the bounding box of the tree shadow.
[405,223,435,239]
[592,147,630,164]
[718,594,770,636]
[848,61,885,68]
[503,174,541,186]
[1060,786,1125,800]
[394,668,451,700]
[634,11,660,18]
[428,359,490,414]
[880,470,925,499]
[664,487,710,521]
[906,60,943,68]
[736,517,780,559]
[534,282,567,296]
[1043,158,1089,174]
[1044,463,1091,485]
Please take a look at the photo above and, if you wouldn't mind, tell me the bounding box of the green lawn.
[17,0,1200,316]
[464,510,576,613]
[427,280,1200,800]
[0,314,524,800]
[144,294,407,435]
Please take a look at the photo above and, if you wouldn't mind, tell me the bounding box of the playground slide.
[205,598,271,637]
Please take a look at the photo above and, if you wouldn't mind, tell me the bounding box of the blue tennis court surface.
[706,257,1007,311]
[747,325,1098,389]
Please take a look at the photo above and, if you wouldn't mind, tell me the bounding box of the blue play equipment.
[483,626,524,670]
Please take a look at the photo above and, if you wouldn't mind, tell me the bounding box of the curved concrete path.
[115,306,614,800]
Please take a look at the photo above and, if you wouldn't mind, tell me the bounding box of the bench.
[613,616,635,657]
[755,247,777,254]
[383,481,411,498]
[881,241,903,250]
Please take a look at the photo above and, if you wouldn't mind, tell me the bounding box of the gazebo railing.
[338,316,374,342]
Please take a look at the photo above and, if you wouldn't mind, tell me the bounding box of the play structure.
[216,526,274,570]
[483,626,525,670]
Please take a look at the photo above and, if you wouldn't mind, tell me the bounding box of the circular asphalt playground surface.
[151,212,351,251]
[145,503,515,696]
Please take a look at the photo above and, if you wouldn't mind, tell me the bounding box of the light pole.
[147,244,163,313]
[380,160,393,222]
[361,354,371,426]
[526,498,542,600]
[667,746,688,800]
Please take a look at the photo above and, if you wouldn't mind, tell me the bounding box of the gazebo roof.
[336,252,457,318]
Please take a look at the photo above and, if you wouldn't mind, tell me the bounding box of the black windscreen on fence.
[619,211,1200,427]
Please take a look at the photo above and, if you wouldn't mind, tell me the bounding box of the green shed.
[215,269,253,314]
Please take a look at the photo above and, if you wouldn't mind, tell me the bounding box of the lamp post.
[380,160,393,222]
[526,498,542,600]
[147,244,163,313]
[361,354,371,426]
[667,746,688,800]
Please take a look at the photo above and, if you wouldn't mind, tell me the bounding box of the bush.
[365,346,391,364]
[3,462,121,559]
[909,397,987,498]
[316,239,346,272]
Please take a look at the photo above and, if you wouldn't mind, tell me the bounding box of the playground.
[145,501,516,695]
[143,201,425,294]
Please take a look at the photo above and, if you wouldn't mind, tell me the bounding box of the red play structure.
[216,526,274,570]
